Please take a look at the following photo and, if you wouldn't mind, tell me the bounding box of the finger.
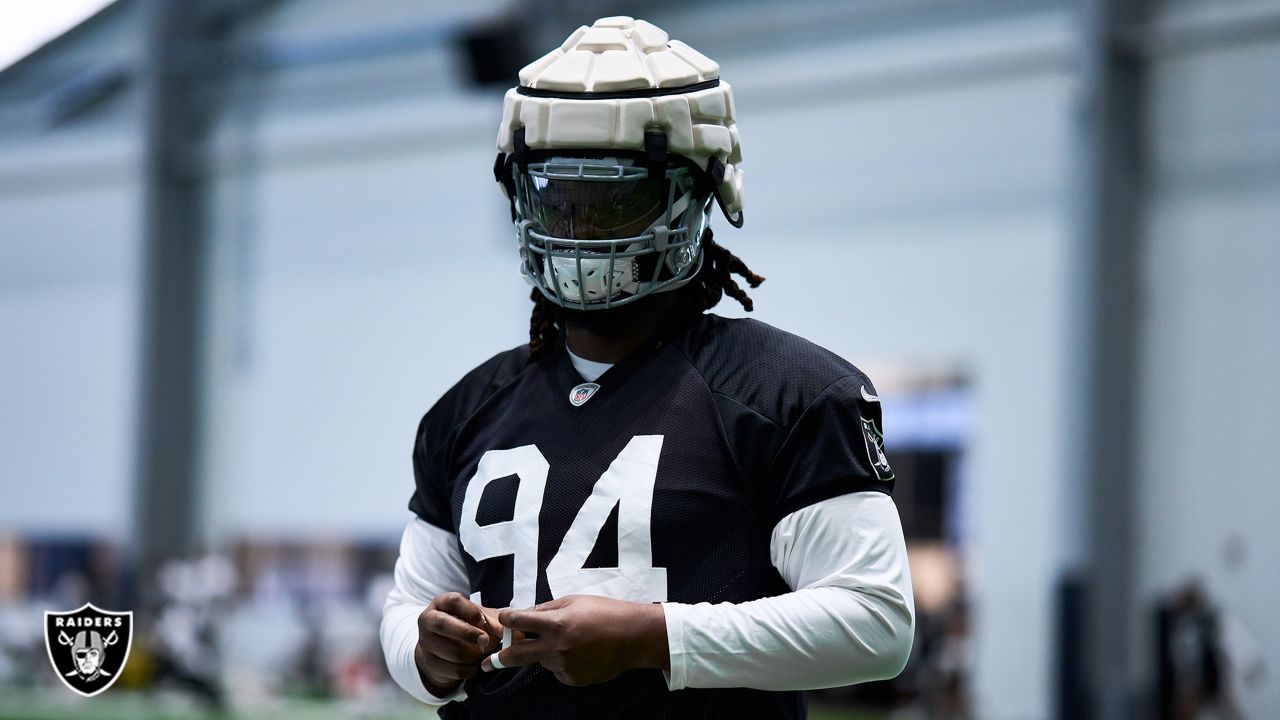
[423,654,480,682]
[480,639,544,673]
[416,644,479,684]
[420,609,489,648]
[427,636,488,664]
[478,607,505,650]
[498,607,560,634]
[533,597,572,612]
[434,592,485,625]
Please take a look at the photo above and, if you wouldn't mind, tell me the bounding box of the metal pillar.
[1064,0,1150,718]
[133,0,230,578]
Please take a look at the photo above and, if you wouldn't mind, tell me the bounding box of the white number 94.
[458,435,669,614]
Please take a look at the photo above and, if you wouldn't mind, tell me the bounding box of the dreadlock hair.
[527,228,764,359]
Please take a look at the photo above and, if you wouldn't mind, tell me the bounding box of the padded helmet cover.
[495,16,744,218]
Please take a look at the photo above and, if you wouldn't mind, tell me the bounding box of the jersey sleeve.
[408,411,456,532]
[406,346,532,532]
[766,374,895,524]
[660,492,914,691]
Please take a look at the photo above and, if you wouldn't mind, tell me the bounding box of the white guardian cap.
[494,17,745,310]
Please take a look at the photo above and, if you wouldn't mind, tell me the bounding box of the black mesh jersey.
[408,313,895,720]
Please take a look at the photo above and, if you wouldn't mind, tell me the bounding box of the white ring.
[488,652,506,670]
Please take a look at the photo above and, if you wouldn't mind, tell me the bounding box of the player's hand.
[415,592,503,697]
[482,595,668,686]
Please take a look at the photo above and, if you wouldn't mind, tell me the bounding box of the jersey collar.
[548,332,667,405]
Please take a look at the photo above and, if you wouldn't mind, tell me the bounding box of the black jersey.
[409,313,894,720]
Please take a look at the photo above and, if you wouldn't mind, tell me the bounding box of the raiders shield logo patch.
[45,603,133,697]
[861,416,895,482]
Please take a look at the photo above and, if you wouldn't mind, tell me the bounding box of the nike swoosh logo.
[860,385,880,403]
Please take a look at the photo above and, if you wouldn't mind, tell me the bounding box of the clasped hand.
[416,593,667,694]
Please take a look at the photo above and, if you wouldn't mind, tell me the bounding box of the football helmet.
[493,17,744,309]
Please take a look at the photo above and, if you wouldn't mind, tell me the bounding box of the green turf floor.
[0,691,886,720]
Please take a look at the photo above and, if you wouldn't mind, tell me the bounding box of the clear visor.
[518,158,672,240]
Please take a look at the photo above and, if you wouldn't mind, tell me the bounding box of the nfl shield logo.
[44,603,133,697]
[569,382,601,407]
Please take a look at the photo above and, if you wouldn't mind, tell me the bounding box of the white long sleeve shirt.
[381,490,914,704]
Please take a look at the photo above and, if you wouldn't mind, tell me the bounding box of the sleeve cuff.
[420,677,468,706]
[383,602,468,705]
[660,602,690,691]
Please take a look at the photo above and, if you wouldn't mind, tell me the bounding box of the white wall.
[0,141,141,540]
[1136,20,1280,717]
[0,0,143,539]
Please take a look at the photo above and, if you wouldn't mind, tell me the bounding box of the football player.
[382,17,914,719]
